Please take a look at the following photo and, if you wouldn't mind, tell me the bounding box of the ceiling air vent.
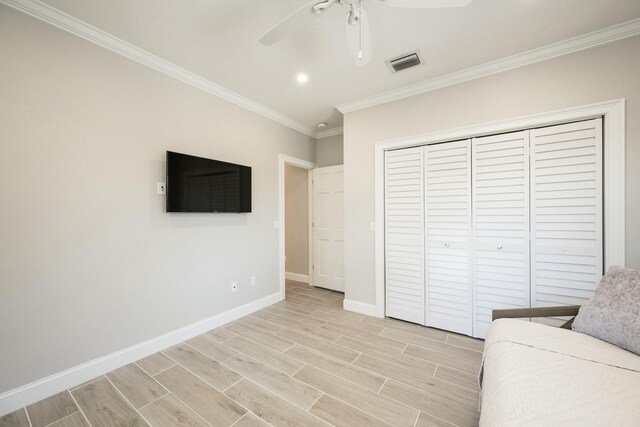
[387,51,422,73]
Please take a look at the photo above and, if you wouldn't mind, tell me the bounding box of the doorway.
[278,155,315,299]
[284,164,311,284]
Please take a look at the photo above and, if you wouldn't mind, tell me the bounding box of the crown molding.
[337,18,640,113]
[316,127,344,139]
[1,0,316,137]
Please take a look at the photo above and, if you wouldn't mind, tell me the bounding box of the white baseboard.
[343,299,379,317]
[0,291,283,416]
[285,272,309,284]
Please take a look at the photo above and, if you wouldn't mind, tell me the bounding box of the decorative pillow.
[572,266,640,355]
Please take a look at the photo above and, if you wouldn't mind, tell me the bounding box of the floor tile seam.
[23,406,34,427]
[349,353,459,393]
[268,313,331,330]
[69,376,105,392]
[107,361,171,401]
[304,391,325,411]
[418,411,460,427]
[411,335,483,355]
[380,377,480,414]
[379,369,481,405]
[333,337,434,372]
[322,323,396,346]
[229,377,330,426]
[290,362,308,378]
[380,329,450,348]
[220,376,244,394]
[144,361,177,377]
[293,359,391,402]
[306,389,399,427]
[443,341,484,354]
[219,355,324,407]
[401,343,483,369]
[203,330,236,343]
[228,323,295,351]
[431,374,482,394]
[102,374,154,426]
[41,408,80,427]
[377,377,389,395]
[234,318,286,336]
[301,371,418,427]
[274,327,345,350]
[136,387,171,412]
[147,391,215,427]
[159,350,240,394]
[330,331,407,356]
[182,341,237,364]
[412,410,420,427]
[381,387,471,425]
[67,388,93,427]
[294,345,389,391]
[224,330,300,365]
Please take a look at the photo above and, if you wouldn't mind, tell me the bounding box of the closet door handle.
[444,243,450,248]
[497,245,503,250]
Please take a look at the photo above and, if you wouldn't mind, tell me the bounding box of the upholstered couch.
[480,267,640,426]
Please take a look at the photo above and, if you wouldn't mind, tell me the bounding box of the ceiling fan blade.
[375,0,471,8]
[259,0,322,46]
[345,6,372,66]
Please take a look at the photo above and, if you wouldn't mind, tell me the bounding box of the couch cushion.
[572,266,640,355]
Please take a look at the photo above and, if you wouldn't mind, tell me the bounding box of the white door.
[384,147,425,324]
[424,140,473,335]
[530,119,603,311]
[472,131,530,338]
[312,165,345,292]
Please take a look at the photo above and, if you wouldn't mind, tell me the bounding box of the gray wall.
[343,35,640,306]
[0,6,315,393]
[285,165,309,277]
[316,134,344,167]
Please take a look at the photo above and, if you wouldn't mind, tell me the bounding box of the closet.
[384,118,603,338]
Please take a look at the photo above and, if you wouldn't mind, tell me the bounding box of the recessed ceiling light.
[296,73,308,83]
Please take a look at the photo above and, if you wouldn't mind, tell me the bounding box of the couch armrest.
[492,305,581,329]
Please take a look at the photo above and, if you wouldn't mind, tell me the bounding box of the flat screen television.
[166,151,251,213]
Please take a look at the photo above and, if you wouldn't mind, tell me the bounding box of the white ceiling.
[32,0,640,131]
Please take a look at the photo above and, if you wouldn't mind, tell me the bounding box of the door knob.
[497,245,503,250]
[444,243,450,248]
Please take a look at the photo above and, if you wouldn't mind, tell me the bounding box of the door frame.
[278,154,316,300]
[373,98,626,318]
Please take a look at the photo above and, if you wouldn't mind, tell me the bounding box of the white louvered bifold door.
[530,119,603,311]
[424,140,472,335]
[384,147,425,324]
[472,131,530,338]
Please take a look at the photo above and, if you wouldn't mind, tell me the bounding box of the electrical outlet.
[231,281,238,292]
[251,276,257,287]
[157,182,166,195]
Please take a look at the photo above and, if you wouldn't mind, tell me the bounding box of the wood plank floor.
[1,281,483,427]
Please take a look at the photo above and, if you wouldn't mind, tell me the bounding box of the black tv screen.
[166,151,251,213]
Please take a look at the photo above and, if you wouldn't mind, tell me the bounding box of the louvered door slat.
[472,131,530,339]
[425,140,472,335]
[385,147,424,324]
[531,119,603,315]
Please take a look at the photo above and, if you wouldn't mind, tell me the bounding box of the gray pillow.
[572,266,640,355]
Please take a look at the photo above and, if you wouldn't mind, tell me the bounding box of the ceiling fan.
[259,0,472,66]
